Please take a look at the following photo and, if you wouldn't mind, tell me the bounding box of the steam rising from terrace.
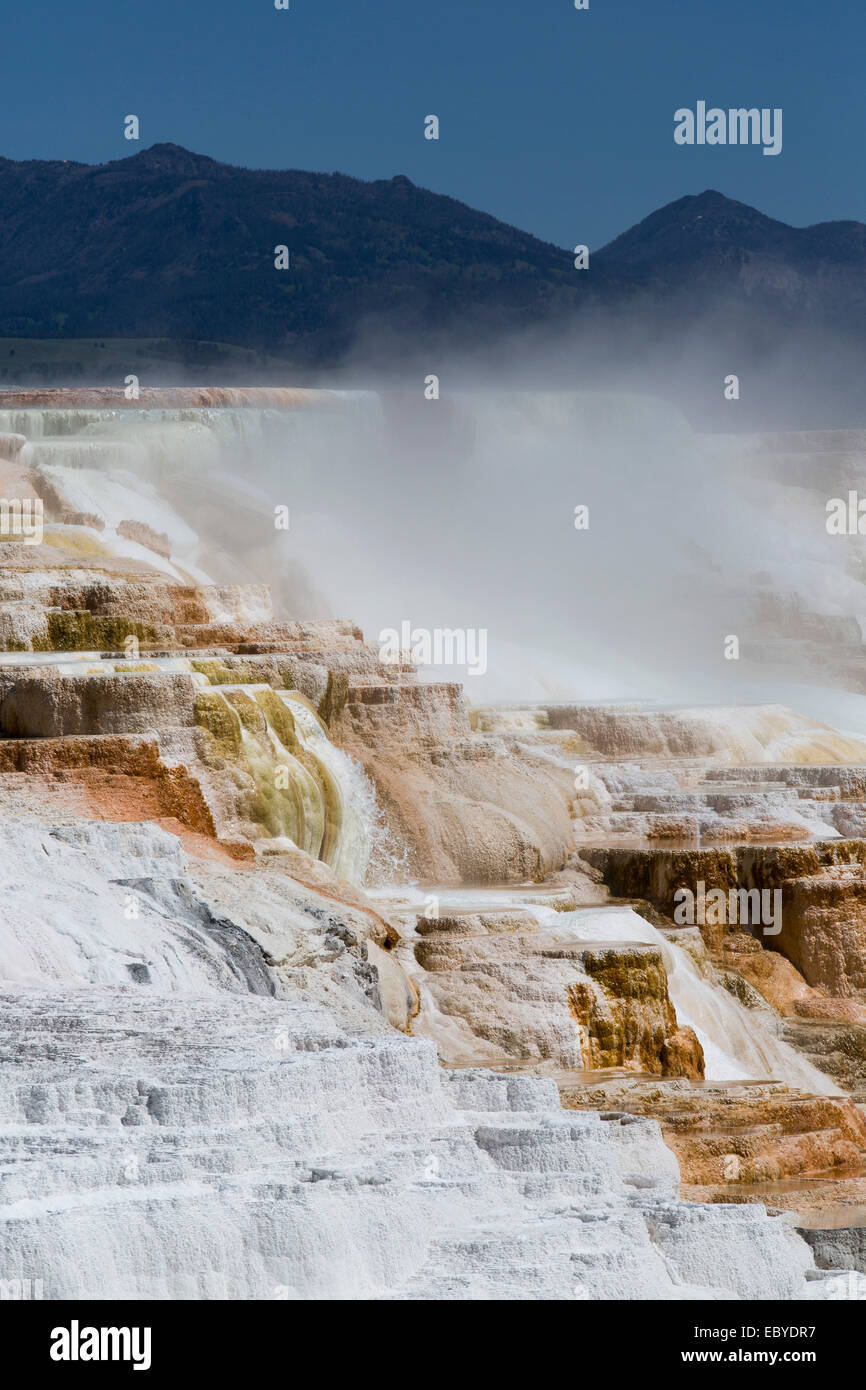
[2,386,866,1297]
[7,385,866,716]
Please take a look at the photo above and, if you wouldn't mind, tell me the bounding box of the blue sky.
[7,0,863,247]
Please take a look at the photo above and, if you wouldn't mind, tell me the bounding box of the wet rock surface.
[2,399,866,1298]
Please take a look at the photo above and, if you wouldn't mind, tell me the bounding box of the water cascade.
[537,905,841,1093]
[192,679,375,884]
[0,390,863,1297]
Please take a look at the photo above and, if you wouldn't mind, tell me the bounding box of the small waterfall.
[277,692,375,884]
[0,408,120,438]
[19,438,148,471]
[195,681,375,885]
[537,905,840,1093]
[5,400,384,597]
[23,448,208,581]
[376,886,840,1087]
[0,398,381,475]
[0,647,382,887]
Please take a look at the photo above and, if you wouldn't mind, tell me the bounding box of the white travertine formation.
[0,820,857,1301]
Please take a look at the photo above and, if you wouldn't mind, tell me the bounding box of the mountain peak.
[692,189,737,205]
[124,143,219,173]
[596,187,794,267]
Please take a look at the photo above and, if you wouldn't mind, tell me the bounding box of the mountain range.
[0,143,865,412]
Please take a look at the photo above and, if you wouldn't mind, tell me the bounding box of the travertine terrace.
[2,392,866,1297]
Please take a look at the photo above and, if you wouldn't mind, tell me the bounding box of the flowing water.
[0,651,379,888]
[5,395,862,1083]
[373,884,841,1092]
[2,394,865,1295]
